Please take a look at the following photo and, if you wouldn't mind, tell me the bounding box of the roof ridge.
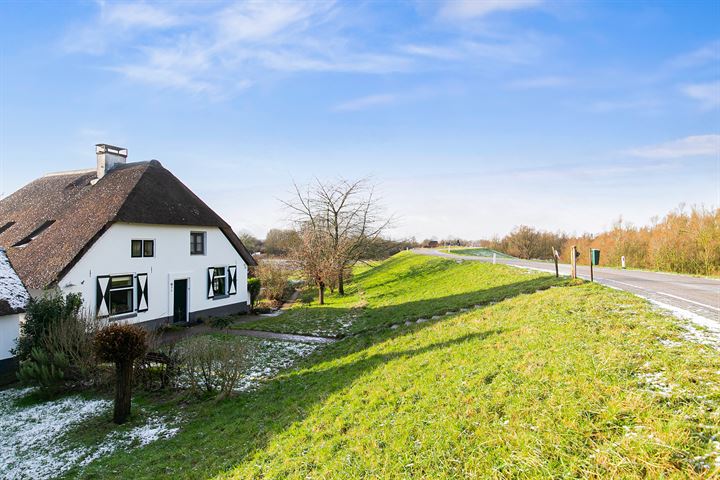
[43,168,96,178]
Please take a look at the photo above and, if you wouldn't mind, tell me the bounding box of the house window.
[212,267,226,296]
[109,275,134,315]
[191,232,206,255]
[131,240,154,257]
[12,220,55,247]
[0,221,14,235]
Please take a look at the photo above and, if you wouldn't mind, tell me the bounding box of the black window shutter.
[207,267,215,299]
[96,276,110,317]
[228,266,237,295]
[136,273,148,312]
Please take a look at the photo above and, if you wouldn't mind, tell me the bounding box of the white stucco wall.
[0,313,21,360]
[59,223,249,325]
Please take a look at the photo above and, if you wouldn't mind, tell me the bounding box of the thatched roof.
[0,248,29,315]
[0,160,256,290]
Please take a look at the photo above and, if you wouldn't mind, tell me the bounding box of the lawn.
[238,251,561,337]
[1,334,320,479]
[69,252,719,479]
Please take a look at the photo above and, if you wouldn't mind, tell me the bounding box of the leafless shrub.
[257,261,290,303]
[177,336,251,398]
[41,310,106,387]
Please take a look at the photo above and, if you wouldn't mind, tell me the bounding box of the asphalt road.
[414,249,720,328]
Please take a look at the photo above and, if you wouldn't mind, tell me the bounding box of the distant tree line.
[442,205,719,276]
[239,229,415,260]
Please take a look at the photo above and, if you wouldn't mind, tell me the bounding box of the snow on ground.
[648,299,720,348]
[0,388,179,480]
[235,338,319,392]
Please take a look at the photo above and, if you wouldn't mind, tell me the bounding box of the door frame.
[168,272,191,323]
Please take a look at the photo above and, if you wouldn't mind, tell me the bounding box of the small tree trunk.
[318,281,325,305]
[338,272,345,295]
[113,360,134,424]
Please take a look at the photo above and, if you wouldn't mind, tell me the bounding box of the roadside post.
[493,253,497,264]
[570,245,578,279]
[590,249,600,282]
[621,256,626,269]
[551,247,560,277]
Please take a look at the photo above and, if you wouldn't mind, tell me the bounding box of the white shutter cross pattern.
[136,273,148,312]
[207,267,215,298]
[96,276,110,317]
[228,266,237,295]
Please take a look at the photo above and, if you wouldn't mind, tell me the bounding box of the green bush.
[247,277,261,311]
[13,291,82,362]
[209,316,234,329]
[17,347,69,394]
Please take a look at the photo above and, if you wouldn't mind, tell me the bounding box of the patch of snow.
[637,371,675,397]
[648,299,720,348]
[658,338,683,348]
[0,249,30,312]
[189,338,320,394]
[691,439,720,470]
[0,388,179,480]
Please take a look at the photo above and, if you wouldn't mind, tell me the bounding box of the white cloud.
[626,135,720,158]
[509,75,571,89]
[101,2,180,29]
[64,1,415,92]
[588,98,660,113]
[333,94,398,112]
[398,44,463,61]
[440,0,543,20]
[63,2,182,54]
[401,36,545,65]
[681,81,720,110]
[669,40,720,69]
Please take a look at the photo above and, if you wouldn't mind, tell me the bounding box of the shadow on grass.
[239,275,568,337]
[72,276,579,479]
[72,328,504,479]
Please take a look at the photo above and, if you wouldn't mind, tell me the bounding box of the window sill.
[212,294,229,300]
[110,312,138,322]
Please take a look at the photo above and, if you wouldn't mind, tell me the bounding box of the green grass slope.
[239,251,559,337]
[72,253,720,479]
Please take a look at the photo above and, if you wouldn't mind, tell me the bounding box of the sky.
[0,0,718,240]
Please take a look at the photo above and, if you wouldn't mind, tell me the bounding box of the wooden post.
[552,247,559,278]
[570,245,577,279]
[589,248,594,282]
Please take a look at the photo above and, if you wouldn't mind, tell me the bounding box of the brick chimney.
[95,144,127,180]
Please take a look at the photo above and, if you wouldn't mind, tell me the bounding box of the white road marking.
[654,291,720,311]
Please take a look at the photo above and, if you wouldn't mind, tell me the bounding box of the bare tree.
[284,177,391,295]
[292,224,338,304]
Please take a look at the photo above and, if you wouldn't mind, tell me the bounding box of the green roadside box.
[591,249,600,266]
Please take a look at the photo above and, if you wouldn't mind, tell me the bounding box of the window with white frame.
[191,232,206,255]
[212,266,226,296]
[131,239,154,258]
[108,275,134,315]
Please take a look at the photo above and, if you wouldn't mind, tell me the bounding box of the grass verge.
[238,251,564,337]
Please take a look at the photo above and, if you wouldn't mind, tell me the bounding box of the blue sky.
[1,0,718,239]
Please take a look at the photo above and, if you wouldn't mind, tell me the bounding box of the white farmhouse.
[0,144,256,332]
[0,248,29,380]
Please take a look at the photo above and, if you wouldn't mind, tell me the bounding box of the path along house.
[0,144,257,366]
